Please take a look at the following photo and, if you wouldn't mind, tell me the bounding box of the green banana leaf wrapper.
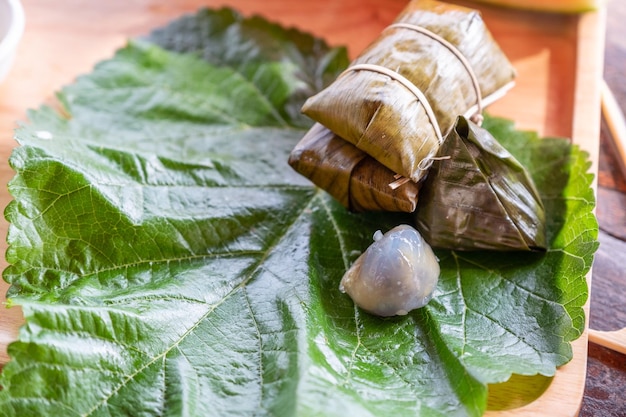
[415,116,547,251]
[300,0,516,183]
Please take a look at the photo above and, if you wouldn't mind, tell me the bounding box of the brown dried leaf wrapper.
[288,123,420,212]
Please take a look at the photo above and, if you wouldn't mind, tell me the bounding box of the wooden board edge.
[485,6,607,417]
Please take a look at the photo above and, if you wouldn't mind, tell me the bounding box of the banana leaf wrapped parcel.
[415,116,547,251]
[288,0,547,251]
[288,123,421,212]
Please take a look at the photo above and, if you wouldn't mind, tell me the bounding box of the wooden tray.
[0,0,606,415]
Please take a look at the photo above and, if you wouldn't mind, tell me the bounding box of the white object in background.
[0,0,24,84]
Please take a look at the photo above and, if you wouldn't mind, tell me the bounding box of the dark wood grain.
[580,0,626,415]
[582,344,626,417]
[588,231,626,332]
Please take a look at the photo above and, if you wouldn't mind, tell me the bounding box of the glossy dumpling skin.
[339,225,440,317]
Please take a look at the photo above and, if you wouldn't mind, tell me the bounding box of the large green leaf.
[0,8,598,417]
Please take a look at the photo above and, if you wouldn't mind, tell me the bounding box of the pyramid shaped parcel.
[416,116,547,251]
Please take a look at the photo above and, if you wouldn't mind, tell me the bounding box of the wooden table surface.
[0,0,624,416]
[582,0,626,415]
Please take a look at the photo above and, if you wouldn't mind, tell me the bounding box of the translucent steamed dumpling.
[339,224,440,317]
